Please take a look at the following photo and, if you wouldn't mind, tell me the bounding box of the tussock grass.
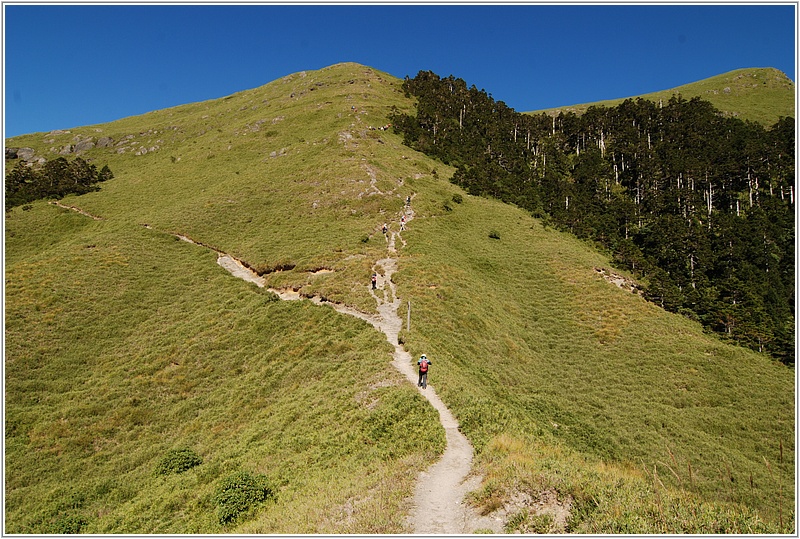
[474,433,782,533]
[6,62,794,533]
[5,197,443,533]
[395,184,794,530]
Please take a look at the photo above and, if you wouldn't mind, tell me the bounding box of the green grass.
[393,185,794,530]
[529,67,795,126]
[5,198,444,533]
[5,62,794,533]
[473,434,784,534]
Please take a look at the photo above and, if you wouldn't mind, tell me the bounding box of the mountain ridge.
[4,62,794,534]
[528,67,795,125]
[6,65,793,141]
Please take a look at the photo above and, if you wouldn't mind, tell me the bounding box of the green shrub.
[49,514,87,534]
[452,193,463,204]
[214,471,276,525]
[154,448,203,476]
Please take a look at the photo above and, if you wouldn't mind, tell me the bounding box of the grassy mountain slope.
[394,185,793,530]
[5,63,447,534]
[5,63,795,533]
[531,67,795,125]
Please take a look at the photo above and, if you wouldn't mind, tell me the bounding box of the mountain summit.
[5,63,794,534]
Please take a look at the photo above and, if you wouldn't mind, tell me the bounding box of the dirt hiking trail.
[207,206,503,533]
[57,199,571,533]
[145,200,504,532]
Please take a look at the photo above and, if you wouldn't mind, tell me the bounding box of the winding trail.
[162,204,503,533]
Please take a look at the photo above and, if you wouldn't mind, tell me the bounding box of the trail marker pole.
[407,301,411,332]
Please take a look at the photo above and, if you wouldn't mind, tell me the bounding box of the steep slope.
[7,63,422,313]
[394,186,794,531]
[5,63,451,534]
[5,62,795,533]
[532,67,795,125]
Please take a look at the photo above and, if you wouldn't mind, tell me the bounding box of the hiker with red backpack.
[417,354,430,389]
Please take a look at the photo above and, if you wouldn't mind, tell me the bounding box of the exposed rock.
[6,147,46,165]
[96,136,114,148]
[16,147,35,161]
[135,145,159,156]
[73,139,95,152]
[594,267,641,294]
[116,134,135,145]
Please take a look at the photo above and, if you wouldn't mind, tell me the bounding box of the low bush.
[49,514,88,534]
[154,448,203,476]
[214,471,276,525]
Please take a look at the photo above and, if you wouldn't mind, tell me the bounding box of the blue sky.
[3,3,797,137]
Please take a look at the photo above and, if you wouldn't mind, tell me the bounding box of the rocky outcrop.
[73,138,96,152]
[5,147,46,165]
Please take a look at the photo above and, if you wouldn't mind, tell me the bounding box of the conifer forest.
[391,71,795,364]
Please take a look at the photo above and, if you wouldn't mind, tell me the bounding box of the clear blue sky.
[3,3,797,137]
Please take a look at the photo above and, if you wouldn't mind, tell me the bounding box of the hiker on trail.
[406,195,411,206]
[371,272,378,290]
[417,354,431,389]
[400,215,406,231]
[382,223,388,235]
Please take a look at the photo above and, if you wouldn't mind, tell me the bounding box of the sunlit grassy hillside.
[532,67,795,126]
[392,181,794,531]
[5,62,795,533]
[5,63,447,534]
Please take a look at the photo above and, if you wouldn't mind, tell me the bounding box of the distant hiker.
[400,215,406,231]
[371,272,378,290]
[406,195,411,206]
[382,223,388,234]
[417,354,431,389]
